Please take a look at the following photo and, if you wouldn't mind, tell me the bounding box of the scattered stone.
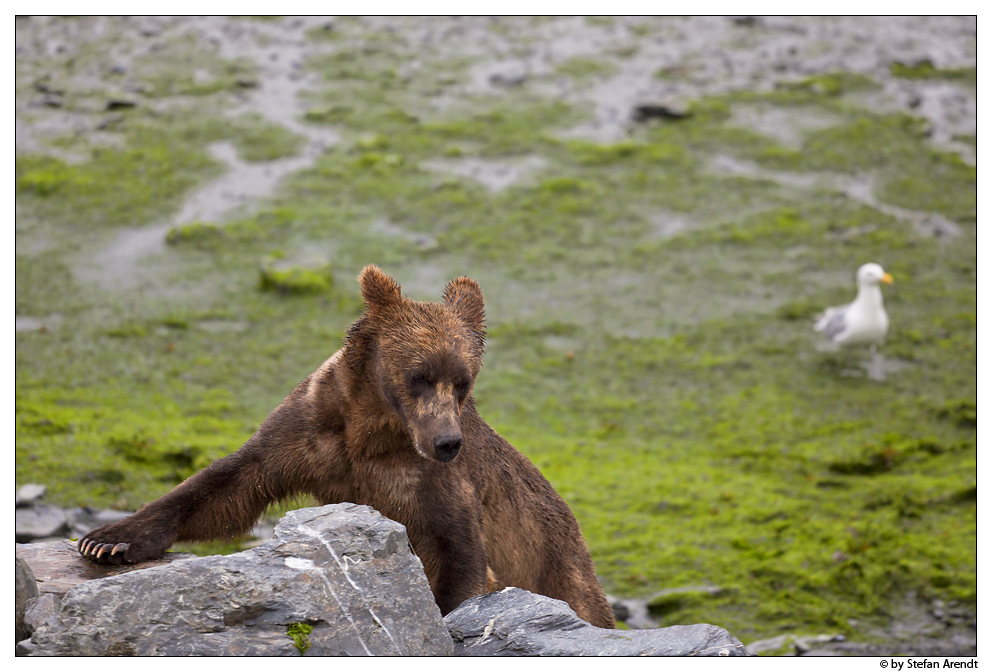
[15,505,69,543]
[33,80,62,94]
[619,598,658,629]
[746,632,847,656]
[931,599,946,620]
[38,94,63,108]
[106,98,138,110]
[746,634,792,655]
[65,506,132,538]
[96,114,125,130]
[647,585,723,619]
[16,484,48,507]
[732,16,761,27]
[607,594,630,622]
[446,587,746,656]
[487,60,528,87]
[913,214,961,239]
[632,100,692,122]
[22,505,453,656]
[123,81,151,94]
[16,554,39,643]
[250,519,275,541]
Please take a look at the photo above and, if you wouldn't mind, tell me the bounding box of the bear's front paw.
[78,537,131,565]
[78,523,166,565]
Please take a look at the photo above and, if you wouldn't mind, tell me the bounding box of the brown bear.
[79,265,615,628]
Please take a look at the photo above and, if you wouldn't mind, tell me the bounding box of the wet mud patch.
[644,212,695,241]
[368,218,437,250]
[420,155,547,193]
[706,155,963,240]
[729,103,844,149]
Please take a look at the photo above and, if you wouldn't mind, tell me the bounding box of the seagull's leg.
[868,344,886,381]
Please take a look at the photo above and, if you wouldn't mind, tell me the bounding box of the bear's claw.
[79,536,129,565]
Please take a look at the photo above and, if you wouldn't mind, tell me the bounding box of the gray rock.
[746,632,846,656]
[16,484,48,506]
[745,634,791,656]
[487,61,528,87]
[24,504,452,656]
[16,538,196,602]
[609,584,724,630]
[801,648,843,656]
[65,506,133,537]
[38,94,63,108]
[445,587,747,656]
[15,505,69,542]
[106,98,138,110]
[16,554,39,643]
[632,100,693,122]
[23,593,60,637]
[606,594,630,622]
[607,595,657,629]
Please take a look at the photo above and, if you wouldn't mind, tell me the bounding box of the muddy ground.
[16,17,976,238]
[15,16,976,655]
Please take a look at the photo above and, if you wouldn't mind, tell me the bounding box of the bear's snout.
[433,433,462,462]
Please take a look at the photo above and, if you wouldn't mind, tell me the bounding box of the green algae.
[166,221,226,249]
[287,622,313,654]
[554,56,618,80]
[15,30,975,648]
[15,140,221,231]
[258,254,335,295]
[889,60,976,85]
[130,34,258,98]
[776,71,879,97]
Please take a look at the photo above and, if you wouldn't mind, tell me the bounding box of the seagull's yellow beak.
[881,272,893,284]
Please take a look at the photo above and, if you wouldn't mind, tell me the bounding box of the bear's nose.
[433,434,462,462]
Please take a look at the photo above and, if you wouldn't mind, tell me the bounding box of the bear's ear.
[443,276,486,334]
[358,265,403,310]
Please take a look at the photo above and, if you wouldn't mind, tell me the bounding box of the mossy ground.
[16,19,975,644]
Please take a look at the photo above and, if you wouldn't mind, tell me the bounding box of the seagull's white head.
[857,263,893,288]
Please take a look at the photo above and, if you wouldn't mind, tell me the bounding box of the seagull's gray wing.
[814,304,849,341]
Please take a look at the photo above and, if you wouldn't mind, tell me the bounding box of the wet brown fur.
[79,265,615,628]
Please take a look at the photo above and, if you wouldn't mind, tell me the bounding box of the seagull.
[814,263,894,380]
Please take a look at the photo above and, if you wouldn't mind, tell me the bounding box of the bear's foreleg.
[409,508,491,615]
[78,449,294,565]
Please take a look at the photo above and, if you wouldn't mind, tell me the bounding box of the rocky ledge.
[16,503,745,656]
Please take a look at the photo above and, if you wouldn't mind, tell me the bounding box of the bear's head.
[349,265,486,463]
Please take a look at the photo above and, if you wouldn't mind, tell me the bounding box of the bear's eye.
[408,371,433,395]
[454,379,471,398]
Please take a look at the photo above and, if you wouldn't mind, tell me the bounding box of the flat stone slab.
[16,539,196,599]
[446,587,747,656]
